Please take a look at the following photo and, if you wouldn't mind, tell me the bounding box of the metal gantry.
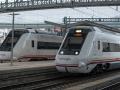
[0,23,54,29]
[63,17,120,23]
[63,17,120,28]
[0,0,120,13]
[45,19,120,36]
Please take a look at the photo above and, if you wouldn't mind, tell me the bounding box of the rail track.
[0,66,56,80]
[0,66,120,90]
[97,76,120,90]
[98,82,120,90]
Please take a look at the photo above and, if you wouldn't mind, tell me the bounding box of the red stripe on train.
[18,55,55,59]
[56,58,120,67]
[89,58,120,64]
[56,64,78,67]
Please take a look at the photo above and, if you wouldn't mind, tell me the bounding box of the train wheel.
[92,63,110,74]
[91,64,104,74]
[102,63,110,71]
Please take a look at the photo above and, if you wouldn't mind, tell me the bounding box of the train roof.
[10,28,59,36]
[67,21,120,33]
[45,20,120,33]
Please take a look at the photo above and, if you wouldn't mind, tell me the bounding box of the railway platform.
[0,60,54,72]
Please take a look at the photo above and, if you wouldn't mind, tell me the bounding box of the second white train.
[55,25,120,73]
[0,29,62,61]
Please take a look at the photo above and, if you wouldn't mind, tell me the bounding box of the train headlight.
[75,51,79,55]
[76,30,82,33]
[60,51,64,55]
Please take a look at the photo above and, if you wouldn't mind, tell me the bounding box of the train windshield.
[0,30,28,51]
[59,28,90,55]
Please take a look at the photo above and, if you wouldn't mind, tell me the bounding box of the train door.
[93,40,102,57]
[97,41,102,57]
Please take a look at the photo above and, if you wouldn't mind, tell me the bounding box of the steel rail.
[0,73,67,89]
[0,66,55,80]
[1,69,120,90]
[98,81,120,90]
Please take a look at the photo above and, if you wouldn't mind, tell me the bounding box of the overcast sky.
[0,0,120,24]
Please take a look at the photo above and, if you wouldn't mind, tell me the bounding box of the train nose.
[78,61,86,68]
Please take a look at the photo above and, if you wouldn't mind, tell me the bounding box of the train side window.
[103,42,110,52]
[31,40,34,48]
[109,43,120,52]
[102,42,120,52]
[98,41,100,50]
[37,41,61,49]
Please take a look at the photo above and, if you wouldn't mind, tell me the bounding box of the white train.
[55,22,120,73]
[0,29,62,62]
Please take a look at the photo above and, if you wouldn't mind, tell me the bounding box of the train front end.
[55,27,93,73]
[0,29,28,62]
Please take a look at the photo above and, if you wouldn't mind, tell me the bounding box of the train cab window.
[59,28,91,55]
[31,40,34,48]
[0,30,28,51]
[98,41,100,50]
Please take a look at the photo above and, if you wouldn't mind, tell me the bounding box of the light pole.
[9,12,19,66]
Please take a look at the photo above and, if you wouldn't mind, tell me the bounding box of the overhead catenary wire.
[86,7,111,18]
[109,6,120,13]
[71,8,101,18]
[109,6,120,12]
[27,10,61,22]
